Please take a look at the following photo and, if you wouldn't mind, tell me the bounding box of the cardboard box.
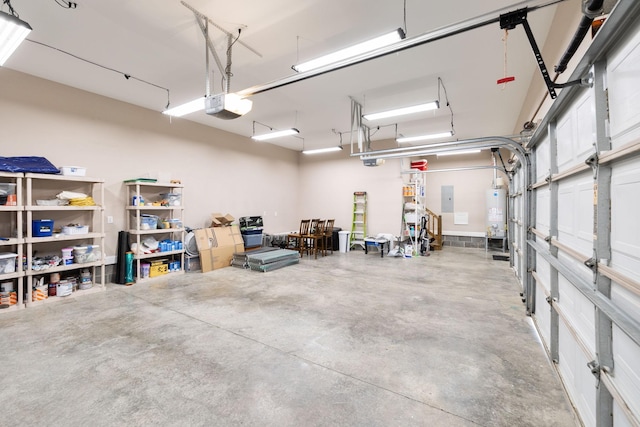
[196,225,244,272]
[210,212,235,227]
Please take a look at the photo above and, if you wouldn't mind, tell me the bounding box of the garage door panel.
[558,183,574,236]
[557,112,575,170]
[611,160,640,281]
[558,251,593,284]
[613,401,633,427]
[536,190,550,235]
[576,91,596,158]
[577,181,594,244]
[557,174,594,256]
[612,326,640,421]
[611,282,640,325]
[608,23,640,148]
[534,283,551,345]
[536,253,551,294]
[558,322,597,427]
[536,137,551,181]
[558,275,596,354]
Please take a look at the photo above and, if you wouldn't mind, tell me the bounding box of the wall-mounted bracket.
[584,257,598,272]
[587,359,601,386]
[585,152,599,178]
[499,8,588,99]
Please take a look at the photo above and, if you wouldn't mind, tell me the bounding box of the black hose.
[555,0,604,74]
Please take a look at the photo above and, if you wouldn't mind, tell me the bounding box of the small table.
[364,238,389,258]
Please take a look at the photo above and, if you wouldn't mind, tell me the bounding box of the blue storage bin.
[32,219,54,237]
[242,232,263,248]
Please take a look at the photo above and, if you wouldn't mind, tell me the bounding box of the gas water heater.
[486,188,506,238]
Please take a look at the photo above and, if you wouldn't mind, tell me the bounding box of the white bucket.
[57,281,73,297]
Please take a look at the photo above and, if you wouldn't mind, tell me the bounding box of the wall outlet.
[107,216,114,224]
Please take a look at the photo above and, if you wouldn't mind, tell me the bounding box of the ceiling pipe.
[237,0,566,98]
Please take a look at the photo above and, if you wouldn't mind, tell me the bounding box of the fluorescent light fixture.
[293,28,405,73]
[363,100,439,121]
[0,10,32,66]
[437,149,482,157]
[252,128,299,141]
[397,131,453,143]
[163,97,205,117]
[302,146,343,155]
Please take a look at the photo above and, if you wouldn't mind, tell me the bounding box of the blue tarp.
[0,156,60,174]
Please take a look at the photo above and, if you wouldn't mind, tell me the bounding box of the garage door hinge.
[587,360,601,386]
[545,295,556,304]
[584,257,597,272]
[585,153,599,178]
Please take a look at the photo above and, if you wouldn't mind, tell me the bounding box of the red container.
[410,160,428,171]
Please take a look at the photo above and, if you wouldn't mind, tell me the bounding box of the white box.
[0,253,17,274]
[60,166,86,176]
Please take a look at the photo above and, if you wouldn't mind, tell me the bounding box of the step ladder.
[350,191,367,249]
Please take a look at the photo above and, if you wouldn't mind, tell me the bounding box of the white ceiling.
[4,0,570,151]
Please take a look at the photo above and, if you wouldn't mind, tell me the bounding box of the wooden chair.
[287,219,310,255]
[322,219,335,254]
[303,218,325,258]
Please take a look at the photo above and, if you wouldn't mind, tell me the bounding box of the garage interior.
[1,0,639,426]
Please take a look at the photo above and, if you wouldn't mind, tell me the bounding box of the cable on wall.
[25,39,171,109]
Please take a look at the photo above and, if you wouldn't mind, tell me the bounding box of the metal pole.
[592,59,614,427]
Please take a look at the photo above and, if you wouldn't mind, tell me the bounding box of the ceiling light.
[252,128,299,141]
[363,101,439,121]
[162,97,205,117]
[302,146,343,155]
[292,28,405,73]
[437,149,482,157]
[0,8,32,66]
[397,131,453,143]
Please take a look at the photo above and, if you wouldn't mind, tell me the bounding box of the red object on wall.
[497,76,515,84]
[410,160,428,171]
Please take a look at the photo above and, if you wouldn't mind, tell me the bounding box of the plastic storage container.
[241,229,263,248]
[62,225,89,235]
[60,166,86,176]
[0,183,16,195]
[32,219,54,237]
[0,253,18,274]
[139,215,158,230]
[159,193,181,206]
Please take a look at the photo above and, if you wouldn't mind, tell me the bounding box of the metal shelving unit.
[0,172,24,312]
[125,181,185,282]
[23,173,106,307]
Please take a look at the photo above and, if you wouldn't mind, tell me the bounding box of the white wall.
[299,147,502,238]
[0,69,300,258]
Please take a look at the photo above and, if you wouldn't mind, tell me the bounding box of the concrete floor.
[0,247,579,426]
